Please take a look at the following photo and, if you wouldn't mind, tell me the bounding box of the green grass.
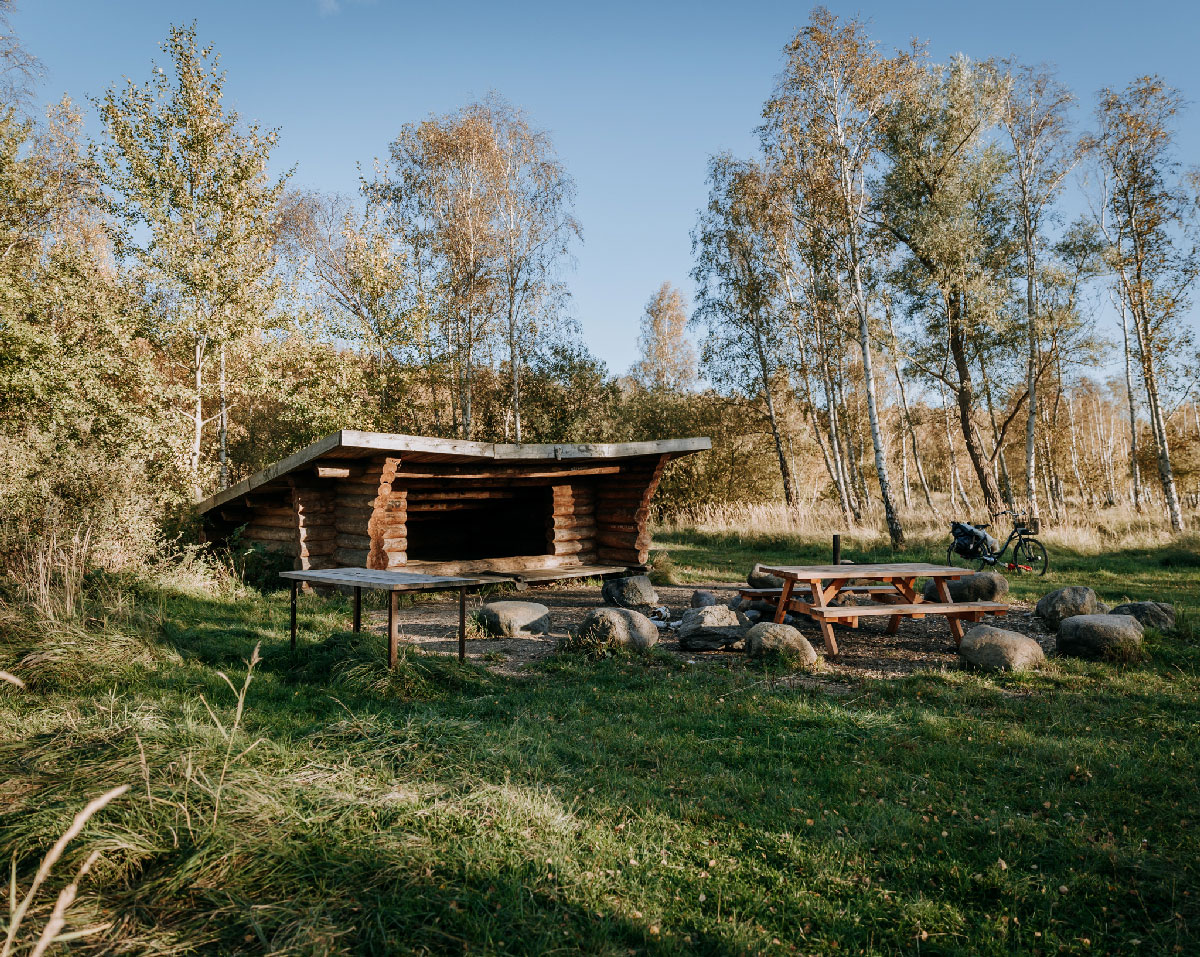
[2,536,1199,955]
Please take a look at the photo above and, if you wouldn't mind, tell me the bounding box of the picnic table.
[280,568,489,666]
[754,562,1009,656]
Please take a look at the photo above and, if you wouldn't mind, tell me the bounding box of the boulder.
[922,572,1009,603]
[1109,601,1175,632]
[678,604,747,651]
[958,624,1045,672]
[1035,586,1108,630]
[747,563,784,589]
[690,589,720,608]
[601,575,659,610]
[477,601,550,637]
[744,622,817,665]
[577,608,659,650]
[1057,614,1143,661]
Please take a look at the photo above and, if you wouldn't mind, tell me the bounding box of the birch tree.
[487,97,580,441]
[877,56,1015,519]
[693,154,799,509]
[1000,61,1077,526]
[1088,77,1198,531]
[96,24,287,494]
[765,8,920,546]
[372,107,501,438]
[631,282,696,391]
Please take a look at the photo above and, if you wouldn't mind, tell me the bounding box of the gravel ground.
[364,581,1052,682]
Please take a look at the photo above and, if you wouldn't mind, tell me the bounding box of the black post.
[458,587,467,663]
[832,534,842,566]
[290,579,298,652]
[353,586,362,633]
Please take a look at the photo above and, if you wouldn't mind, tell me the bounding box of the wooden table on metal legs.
[279,568,488,666]
[758,563,1010,656]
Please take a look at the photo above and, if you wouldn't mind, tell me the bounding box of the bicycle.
[946,509,1049,576]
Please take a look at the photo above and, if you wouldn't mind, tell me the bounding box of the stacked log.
[367,457,407,570]
[595,455,668,566]
[241,493,299,557]
[291,484,336,570]
[547,484,596,563]
[331,461,382,566]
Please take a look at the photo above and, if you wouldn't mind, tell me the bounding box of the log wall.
[594,454,669,567]
[547,483,597,564]
[289,482,336,570]
[240,489,299,559]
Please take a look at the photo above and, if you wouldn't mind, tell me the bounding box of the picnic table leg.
[388,591,399,669]
[773,578,794,624]
[458,586,467,663]
[290,580,298,652]
[808,578,839,656]
[353,586,362,633]
[934,578,965,646]
[887,577,915,635]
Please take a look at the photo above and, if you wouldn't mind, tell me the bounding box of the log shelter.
[197,430,711,579]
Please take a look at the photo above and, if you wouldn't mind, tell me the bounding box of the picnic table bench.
[757,562,1009,656]
[280,568,490,666]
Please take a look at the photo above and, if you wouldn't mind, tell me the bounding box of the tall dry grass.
[659,496,1191,552]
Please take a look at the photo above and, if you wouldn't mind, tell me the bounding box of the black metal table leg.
[388,591,399,669]
[290,579,298,652]
[458,586,467,662]
[353,586,362,632]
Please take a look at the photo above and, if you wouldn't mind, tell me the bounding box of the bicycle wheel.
[1014,538,1049,576]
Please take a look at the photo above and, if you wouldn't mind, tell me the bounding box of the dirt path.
[364,581,1052,681]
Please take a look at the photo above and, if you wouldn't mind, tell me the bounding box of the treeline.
[1,6,1197,561]
[691,9,1199,543]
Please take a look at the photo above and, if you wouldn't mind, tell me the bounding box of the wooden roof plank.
[197,430,710,515]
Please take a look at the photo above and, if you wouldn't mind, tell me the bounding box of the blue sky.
[13,0,1200,375]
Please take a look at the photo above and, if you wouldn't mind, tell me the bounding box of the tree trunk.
[941,386,972,514]
[752,316,797,510]
[219,344,229,490]
[508,298,522,443]
[190,335,206,499]
[887,311,939,518]
[1023,215,1041,527]
[946,291,1004,517]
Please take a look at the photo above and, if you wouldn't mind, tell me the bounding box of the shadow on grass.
[6,570,1200,955]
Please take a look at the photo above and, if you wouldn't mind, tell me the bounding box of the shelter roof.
[196,429,710,514]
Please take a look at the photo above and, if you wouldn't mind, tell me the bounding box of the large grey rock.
[690,589,720,608]
[1036,586,1108,630]
[678,604,747,651]
[477,601,550,637]
[922,572,1009,603]
[601,575,659,610]
[1109,601,1175,632]
[744,623,817,665]
[959,624,1045,672]
[1057,614,1144,661]
[747,563,785,589]
[577,608,659,650]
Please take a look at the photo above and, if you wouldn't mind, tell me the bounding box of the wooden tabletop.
[279,568,489,591]
[760,562,970,580]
